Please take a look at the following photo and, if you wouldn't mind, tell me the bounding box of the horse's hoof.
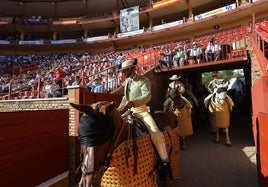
[225,143,232,147]
[214,139,220,143]
[180,142,187,151]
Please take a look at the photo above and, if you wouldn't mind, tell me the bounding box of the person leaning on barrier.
[117,58,173,181]
[173,44,188,67]
[158,46,172,70]
[189,41,203,64]
[205,38,222,62]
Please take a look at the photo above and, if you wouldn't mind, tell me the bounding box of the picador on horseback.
[117,59,173,181]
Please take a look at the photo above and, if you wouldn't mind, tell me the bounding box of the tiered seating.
[256,19,268,38]
[1,24,252,100]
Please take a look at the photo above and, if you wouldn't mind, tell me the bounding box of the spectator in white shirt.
[173,44,188,67]
[205,38,222,62]
[189,42,203,64]
[71,75,81,86]
[107,70,117,92]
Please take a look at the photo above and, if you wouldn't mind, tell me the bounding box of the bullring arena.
[0,0,268,187]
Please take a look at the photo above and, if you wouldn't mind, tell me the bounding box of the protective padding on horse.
[162,126,180,178]
[101,134,157,187]
[174,107,193,136]
[208,99,230,128]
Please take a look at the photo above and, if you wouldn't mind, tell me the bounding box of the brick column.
[67,86,83,186]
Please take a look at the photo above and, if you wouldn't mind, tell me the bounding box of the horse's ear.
[223,81,229,88]
[70,103,95,115]
[100,101,116,115]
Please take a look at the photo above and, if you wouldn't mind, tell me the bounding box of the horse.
[193,83,211,126]
[206,84,234,146]
[182,92,198,128]
[227,76,245,95]
[164,89,193,151]
[227,76,247,116]
[70,101,180,187]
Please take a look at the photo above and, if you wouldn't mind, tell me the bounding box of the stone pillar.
[53,32,57,40]
[148,14,153,30]
[84,30,88,38]
[186,0,194,22]
[115,24,120,33]
[67,86,85,186]
[20,32,25,40]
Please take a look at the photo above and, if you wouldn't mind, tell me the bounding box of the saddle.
[122,107,178,137]
[120,108,179,180]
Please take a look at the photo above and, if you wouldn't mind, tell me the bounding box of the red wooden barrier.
[0,110,69,187]
[257,112,268,187]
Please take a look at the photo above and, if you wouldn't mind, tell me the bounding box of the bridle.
[214,86,227,106]
[79,112,128,182]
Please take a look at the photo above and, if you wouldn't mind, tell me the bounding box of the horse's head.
[214,85,228,106]
[70,101,127,187]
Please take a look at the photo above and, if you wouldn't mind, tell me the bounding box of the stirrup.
[158,162,173,181]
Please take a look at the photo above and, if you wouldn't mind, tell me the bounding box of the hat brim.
[121,64,136,70]
[119,58,138,71]
[170,76,181,80]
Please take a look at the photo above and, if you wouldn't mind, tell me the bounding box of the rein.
[123,111,140,174]
[103,117,127,170]
[83,112,128,177]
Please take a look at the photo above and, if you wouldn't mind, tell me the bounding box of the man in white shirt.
[205,39,222,62]
[107,70,117,92]
[189,42,202,64]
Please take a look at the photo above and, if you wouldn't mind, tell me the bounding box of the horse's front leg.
[85,147,94,187]
[79,174,86,187]
[79,156,88,187]
[180,136,187,151]
[215,128,220,143]
[79,147,94,187]
[225,128,232,146]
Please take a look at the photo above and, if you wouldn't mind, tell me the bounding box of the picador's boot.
[159,161,173,181]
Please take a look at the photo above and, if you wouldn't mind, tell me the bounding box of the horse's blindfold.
[78,114,115,147]
[216,87,227,93]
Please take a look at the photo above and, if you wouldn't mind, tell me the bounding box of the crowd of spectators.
[156,38,223,70]
[0,48,142,99]
[0,24,252,100]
